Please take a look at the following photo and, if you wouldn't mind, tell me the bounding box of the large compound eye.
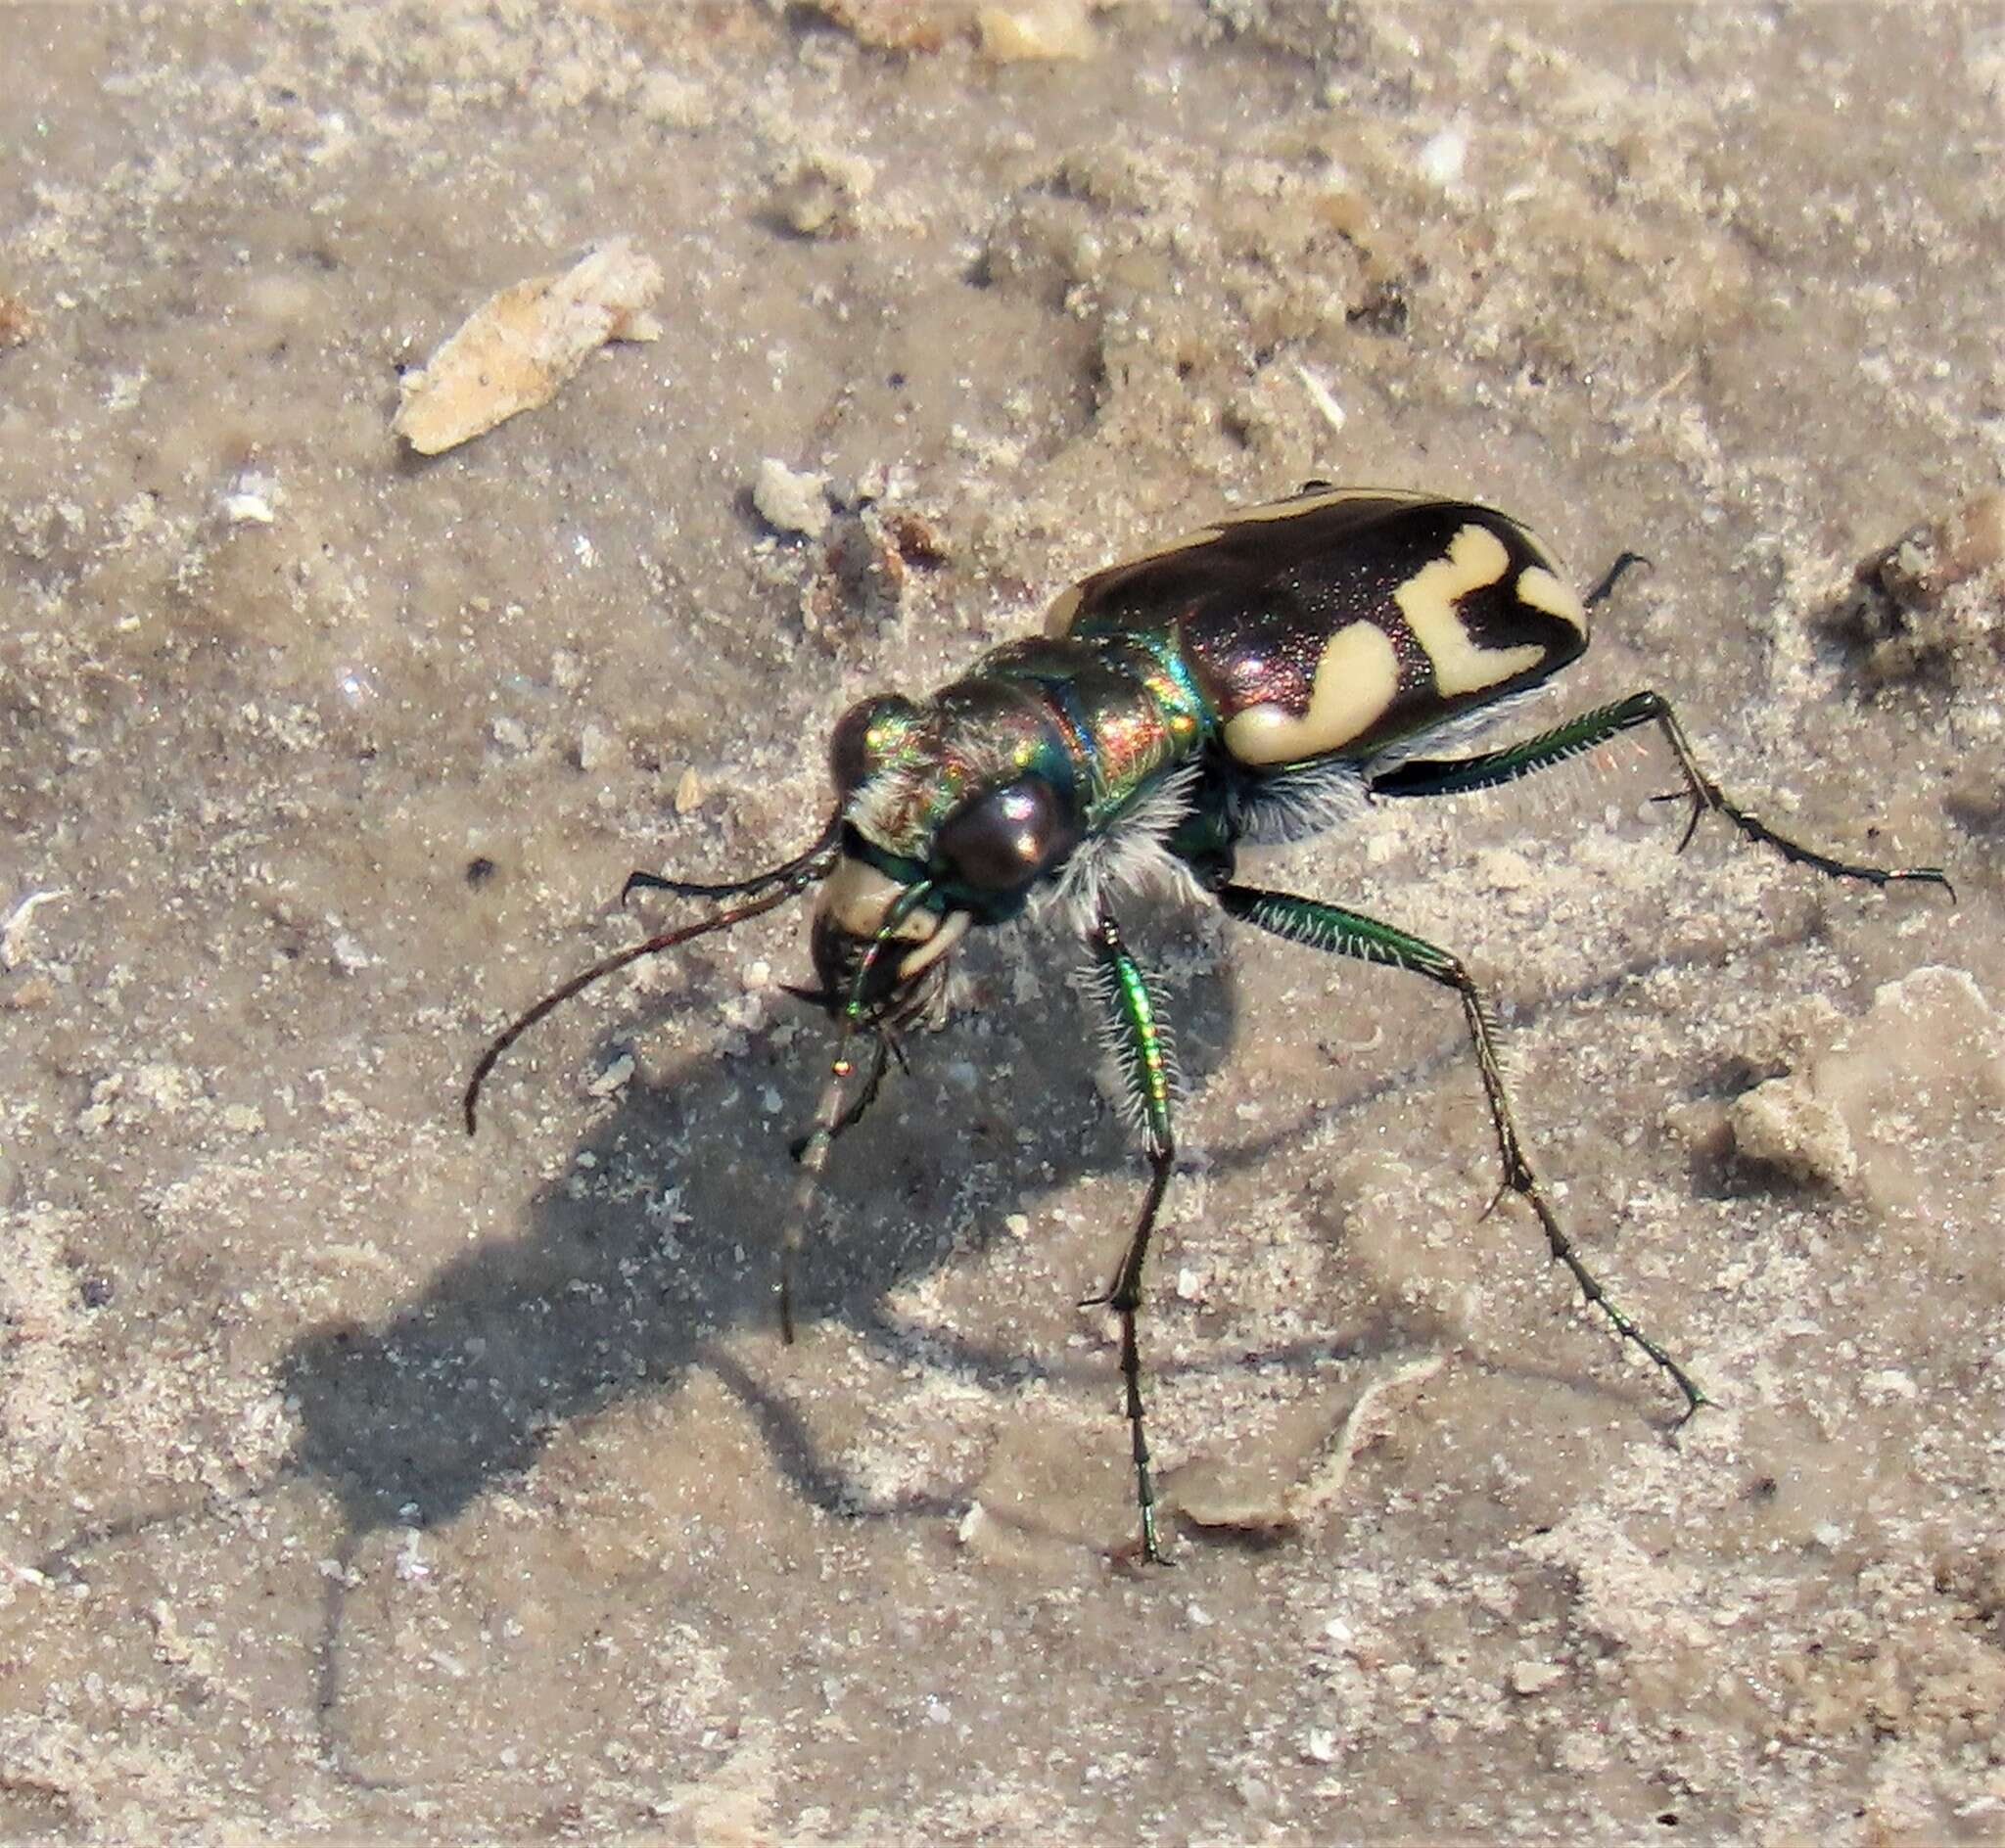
[828,695,919,799]
[935,776,1075,893]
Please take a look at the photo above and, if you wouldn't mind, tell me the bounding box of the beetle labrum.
[466,485,1947,1563]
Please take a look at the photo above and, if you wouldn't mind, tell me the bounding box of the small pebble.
[1510,1659,1566,1696]
[587,1051,634,1098]
[752,458,832,538]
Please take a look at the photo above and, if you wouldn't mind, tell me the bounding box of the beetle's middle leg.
[1216,883,1706,1418]
[1079,905,1178,1564]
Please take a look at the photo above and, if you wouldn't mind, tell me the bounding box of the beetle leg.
[1635,693,1954,894]
[1367,694,1688,802]
[786,1031,892,1161]
[1217,883,1707,1419]
[1079,906,1178,1564]
[1369,692,1950,896]
[1582,550,1651,608]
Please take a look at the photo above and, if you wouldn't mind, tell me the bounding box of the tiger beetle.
[465,485,1949,1564]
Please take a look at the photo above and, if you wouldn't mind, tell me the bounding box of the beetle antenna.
[778,879,934,1342]
[621,811,842,904]
[463,829,840,1134]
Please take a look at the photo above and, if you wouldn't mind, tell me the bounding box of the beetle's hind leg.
[1218,884,1707,1419]
[1369,692,1950,897]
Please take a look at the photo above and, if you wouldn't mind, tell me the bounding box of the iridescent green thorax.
[978,633,1208,824]
[847,630,1210,866]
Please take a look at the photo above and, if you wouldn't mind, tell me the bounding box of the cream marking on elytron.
[1222,618,1402,766]
[1514,564,1588,633]
[1395,522,1548,696]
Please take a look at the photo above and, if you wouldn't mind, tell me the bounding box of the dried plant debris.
[1823,490,2005,691]
[2,890,68,970]
[1166,1354,1446,1543]
[0,290,33,347]
[393,236,664,455]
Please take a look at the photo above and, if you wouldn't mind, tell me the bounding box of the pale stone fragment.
[752,458,832,538]
[394,236,664,455]
[977,1,1096,62]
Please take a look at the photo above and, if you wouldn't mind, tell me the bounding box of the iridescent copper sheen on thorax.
[850,633,1208,862]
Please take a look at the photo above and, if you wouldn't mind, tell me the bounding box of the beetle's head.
[466,688,1077,1130]
[807,852,968,1029]
[807,692,1080,1027]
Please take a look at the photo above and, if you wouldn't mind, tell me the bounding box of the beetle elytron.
[466,485,1947,1563]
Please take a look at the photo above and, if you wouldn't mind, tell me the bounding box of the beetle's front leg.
[1080,907,1178,1565]
[787,1031,894,1162]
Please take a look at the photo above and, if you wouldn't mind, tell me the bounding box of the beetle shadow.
[47,881,1769,1585]
[274,904,1250,1545]
[20,909,1275,1793]
[32,880,1768,1789]
[280,871,1757,1560]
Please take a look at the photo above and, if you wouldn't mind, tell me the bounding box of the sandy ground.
[3,3,2003,1842]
